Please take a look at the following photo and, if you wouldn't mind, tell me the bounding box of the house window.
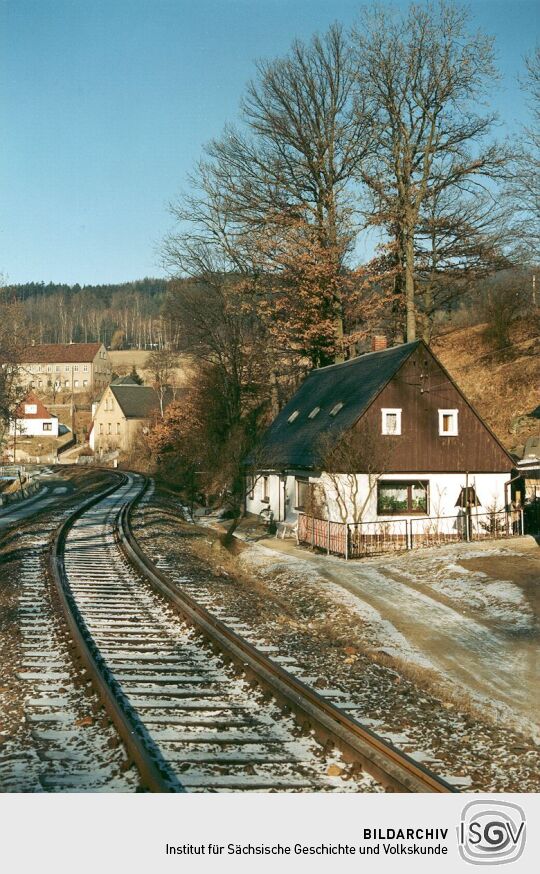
[261,476,269,502]
[43,422,52,432]
[65,365,70,371]
[83,365,88,372]
[377,480,429,515]
[24,404,37,414]
[246,475,254,499]
[74,365,79,371]
[99,424,103,435]
[288,410,299,423]
[55,365,60,371]
[329,402,344,416]
[308,406,320,419]
[64,380,69,388]
[83,380,88,387]
[73,379,79,388]
[38,380,42,388]
[381,408,402,435]
[439,409,458,436]
[47,365,52,372]
[108,423,112,435]
[295,477,310,510]
[116,423,121,434]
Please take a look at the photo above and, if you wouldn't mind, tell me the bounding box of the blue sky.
[1,0,538,285]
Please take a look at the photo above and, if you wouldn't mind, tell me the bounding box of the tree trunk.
[404,232,416,342]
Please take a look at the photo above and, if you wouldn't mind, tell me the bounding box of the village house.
[9,392,59,438]
[245,340,515,554]
[19,342,112,396]
[89,381,161,454]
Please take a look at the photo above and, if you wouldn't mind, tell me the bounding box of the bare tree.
[165,24,373,360]
[147,348,178,416]
[316,420,396,523]
[352,1,509,341]
[506,45,540,261]
[0,292,28,455]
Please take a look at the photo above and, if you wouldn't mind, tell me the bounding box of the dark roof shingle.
[249,341,420,469]
[110,384,160,418]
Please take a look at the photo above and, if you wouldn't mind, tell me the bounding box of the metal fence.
[297,509,525,559]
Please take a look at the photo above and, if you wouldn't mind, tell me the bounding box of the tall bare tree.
[0,292,27,454]
[165,24,372,360]
[506,45,540,261]
[352,1,509,341]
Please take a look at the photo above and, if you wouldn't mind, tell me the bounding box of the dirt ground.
[132,490,540,792]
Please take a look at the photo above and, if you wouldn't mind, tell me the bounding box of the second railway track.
[50,472,456,794]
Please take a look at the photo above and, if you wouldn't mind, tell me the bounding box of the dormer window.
[288,410,299,423]
[308,406,320,419]
[381,408,402,435]
[439,409,458,436]
[329,402,344,416]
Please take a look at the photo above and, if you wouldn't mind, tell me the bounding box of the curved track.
[50,472,457,793]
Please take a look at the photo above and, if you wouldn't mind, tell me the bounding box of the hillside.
[432,320,539,457]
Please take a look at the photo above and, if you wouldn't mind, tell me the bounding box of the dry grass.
[108,350,194,387]
[432,318,539,454]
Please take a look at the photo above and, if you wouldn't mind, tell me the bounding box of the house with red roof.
[9,393,59,438]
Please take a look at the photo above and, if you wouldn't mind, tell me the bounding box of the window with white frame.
[381,408,402,435]
[261,475,269,502]
[24,404,37,414]
[43,422,52,432]
[439,408,458,436]
[246,475,254,499]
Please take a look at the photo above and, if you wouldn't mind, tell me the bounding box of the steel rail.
[119,478,457,794]
[48,472,175,792]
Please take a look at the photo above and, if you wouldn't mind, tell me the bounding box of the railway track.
[50,472,457,793]
[0,473,138,792]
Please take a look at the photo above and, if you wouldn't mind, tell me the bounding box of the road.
[254,535,539,737]
[0,472,73,529]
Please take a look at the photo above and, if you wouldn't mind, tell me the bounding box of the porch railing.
[297,509,524,559]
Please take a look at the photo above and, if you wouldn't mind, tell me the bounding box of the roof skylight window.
[308,407,320,419]
[288,410,299,423]
[329,402,344,416]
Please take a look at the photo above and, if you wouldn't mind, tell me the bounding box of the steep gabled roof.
[14,392,57,421]
[21,342,103,364]
[109,384,160,419]
[249,341,421,469]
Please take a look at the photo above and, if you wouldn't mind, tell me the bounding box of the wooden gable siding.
[359,344,511,473]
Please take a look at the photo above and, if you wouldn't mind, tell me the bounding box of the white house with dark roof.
[245,341,514,551]
[90,382,161,454]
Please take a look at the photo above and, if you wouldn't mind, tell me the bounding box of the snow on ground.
[241,536,539,740]
[134,494,540,792]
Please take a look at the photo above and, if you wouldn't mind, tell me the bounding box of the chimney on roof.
[371,334,387,352]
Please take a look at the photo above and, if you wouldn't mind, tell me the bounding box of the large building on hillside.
[245,340,514,547]
[89,381,162,454]
[19,342,112,396]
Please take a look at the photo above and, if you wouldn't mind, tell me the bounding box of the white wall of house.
[246,470,510,529]
[9,417,59,438]
[245,471,306,522]
[319,471,509,528]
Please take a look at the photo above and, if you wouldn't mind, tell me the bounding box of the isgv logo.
[458,800,526,865]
